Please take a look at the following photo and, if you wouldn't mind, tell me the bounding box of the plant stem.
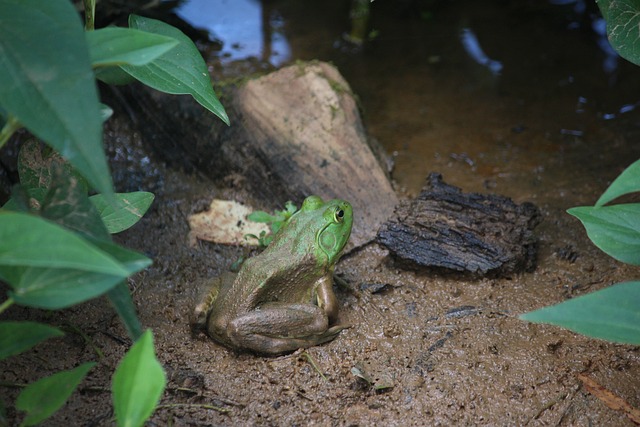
[0,115,21,149]
[83,0,96,31]
[0,298,14,315]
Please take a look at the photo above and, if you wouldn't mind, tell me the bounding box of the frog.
[192,195,353,355]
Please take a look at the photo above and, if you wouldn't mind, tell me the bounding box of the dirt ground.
[2,0,640,425]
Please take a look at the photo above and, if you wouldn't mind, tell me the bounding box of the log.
[115,61,398,249]
[376,173,541,276]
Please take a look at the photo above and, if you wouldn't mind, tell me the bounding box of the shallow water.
[180,0,640,208]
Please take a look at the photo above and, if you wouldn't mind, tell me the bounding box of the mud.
[2,0,640,425]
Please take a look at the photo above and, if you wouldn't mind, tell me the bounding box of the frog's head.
[298,196,353,267]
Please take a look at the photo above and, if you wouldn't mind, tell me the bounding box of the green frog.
[193,196,353,355]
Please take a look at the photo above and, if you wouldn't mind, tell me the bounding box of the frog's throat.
[315,220,334,265]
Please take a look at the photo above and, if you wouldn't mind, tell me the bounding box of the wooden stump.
[377,173,541,276]
[116,61,398,249]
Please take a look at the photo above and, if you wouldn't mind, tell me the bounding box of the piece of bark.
[114,61,398,250]
[377,173,541,276]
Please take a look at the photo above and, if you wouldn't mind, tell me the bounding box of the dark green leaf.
[520,281,640,344]
[17,139,88,206]
[107,283,142,340]
[90,192,155,234]
[596,0,640,65]
[0,212,129,276]
[123,15,229,125]
[568,204,640,265]
[5,266,125,310]
[2,238,151,309]
[0,0,112,195]
[86,27,178,67]
[0,321,64,360]
[596,158,640,206]
[100,103,114,122]
[16,362,95,426]
[112,330,166,427]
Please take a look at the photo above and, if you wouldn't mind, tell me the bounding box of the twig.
[578,372,640,425]
[300,351,328,381]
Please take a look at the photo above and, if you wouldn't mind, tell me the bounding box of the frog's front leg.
[315,274,339,324]
[227,303,339,355]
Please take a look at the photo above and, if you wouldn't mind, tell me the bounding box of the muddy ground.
[2,0,640,425]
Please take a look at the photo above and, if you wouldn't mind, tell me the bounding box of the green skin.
[193,196,353,355]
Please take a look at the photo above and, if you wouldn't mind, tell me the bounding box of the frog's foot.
[227,303,346,355]
[190,276,224,332]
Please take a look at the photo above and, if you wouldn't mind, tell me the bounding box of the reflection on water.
[175,0,290,65]
[177,0,640,207]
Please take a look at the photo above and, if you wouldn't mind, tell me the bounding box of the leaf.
[520,281,640,345]
[568,204,640,265]
[0,0,112,195]
[90,192,155,234]
[5,266,124,310]
[86,27,178,68]
[95,66,137,85]
[16,362,95,426]
[107,282,142,340]
[596,0,640,66]
[3,238,151,309]
[123,15,229,125]
[113,330,166,427]
[0,321,63,361]
[247,211,279,223]
[596,158,640,206]
[0,212,129,275]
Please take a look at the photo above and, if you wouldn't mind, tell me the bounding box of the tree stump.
[116,61,398,250]
[377,173,541,276]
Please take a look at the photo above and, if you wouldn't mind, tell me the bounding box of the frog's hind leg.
[191,273,231,331]
[227,303,343,355]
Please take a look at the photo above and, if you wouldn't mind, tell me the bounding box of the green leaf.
[86,27,178,68]
[16,362,95,426]
[597,0,640,66]
[113,330,166,427]
[0,321,64,361]
[247,211,279,223]
[5,266,124,310]
[596,158,640,206]
[520,281,640,345]
[123,15,229,125]
[0,212,129,275]
[568,204,640,265]
[0,0,112,195]
[90,192,155,234]
[95,66,137,85]
[107,282,142,340]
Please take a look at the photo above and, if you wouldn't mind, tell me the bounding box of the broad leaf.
[113,330,166,427]
[0,0,112,195]
[520,281,640,345]
[596,158,640,206]
[5,266,125,310]
[568,204,640,265]
[16,362,95,426]
[2,238,151,309]
[0,212,129,276]
[123,15,229,125]
[107,283,142,340]
[597,0,640,66]
[90,192,155,234]
[86,27,178,67]
[0,321,63,360]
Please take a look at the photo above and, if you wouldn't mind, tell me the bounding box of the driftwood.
[116,61,397,249]
[377,173,541,276]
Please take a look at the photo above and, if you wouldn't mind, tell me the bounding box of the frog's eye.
[334,208,345,223]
